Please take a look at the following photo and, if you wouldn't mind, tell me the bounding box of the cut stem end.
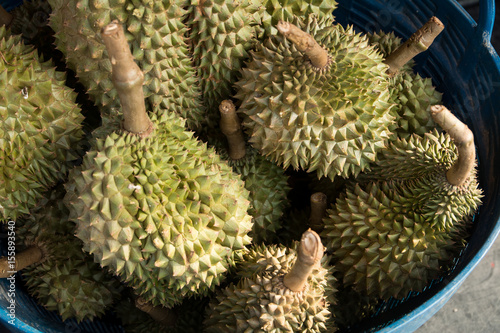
[283,229,324,292]
[431,105,475,186]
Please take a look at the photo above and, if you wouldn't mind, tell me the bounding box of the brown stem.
[276,21,329,69]
[219,100,246,160]
[101,21,152,137]
[135,297,177,326]
[309,192,327,232]
[430,105,475,186]
[0,5,13,27]
[283,229,324,292]
[385,16,444,75]
[0,246,44,278]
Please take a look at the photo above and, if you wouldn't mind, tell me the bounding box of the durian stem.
[0,5,13,27]
[431,105,475,186]
[0,246,43,278]
[283,229,324,292]
[219,100,246,160]
[135,297,177,326]
[309,192,327,232]
[101,21,152,137]
[277,21,329,69]
[384,16,444,75]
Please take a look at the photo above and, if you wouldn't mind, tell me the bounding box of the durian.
[64,22,253,308]
[321,105,483,299]
[212,100,290,243]
[0,24,84,221]
[368,18,445,139]
[204,229,334,332]
[0,187,122,322]
[48,0,205,131]
[235,16,394,180]
[250,0,338,37]
[187,0,257,131]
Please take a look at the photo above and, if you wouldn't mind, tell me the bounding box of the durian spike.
[219,100,246,160]
[384,16,444,75]
[431,105,475,186]
[276,21,329,69]
[135,297,177,327]
[0,5,12,27]
[0,246,43,278]
[283,229,324,292]
[309,192,327,232]
[101,21,152,137]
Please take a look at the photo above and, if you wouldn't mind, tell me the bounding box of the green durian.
[211,100,290,243]
[0,187,122,322]
[235,16,394,180]
[321,105,482,299]
[65,23,253,308]
[250,0,338,37]
[360,118,482,231]
[204,230,334,332]
[368,30,443,139]
[187,0,258,131]
[0,25,84,221]
[48,0,205,131]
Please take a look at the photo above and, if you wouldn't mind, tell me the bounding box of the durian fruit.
[204,229,335,332]
[114,294,207,333]
[0,187,122,322]
[235,16,394,180]
[321,105,483,299]
[186,0,258,131]
[250,0,338,37]
[48,0,205,131]
[211,100,290,244]
[65,22,253,308]
[360,106,483,231]
[0,25,84,222]
[368,18,445,139]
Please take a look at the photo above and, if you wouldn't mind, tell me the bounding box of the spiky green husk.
[114,296,207,333]
[0,27,84,221]
[212,140,290,243]
[251,0,338,37]
[22,241,123,322]
[48,0,205,130]
[321,180,472,300]
[187,0,257,131]
[361,130,483,230]
[235,16,394,180]
[235,242,337,303]
[367,30,442,139]
[204,242,334,332]
[17,187,122,322]
[367,31,413,71]
[65,112,253,308]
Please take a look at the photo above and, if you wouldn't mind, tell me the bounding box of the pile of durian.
[0,0,483,331]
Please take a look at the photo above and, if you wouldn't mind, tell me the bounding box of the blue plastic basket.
[1,0,500,332]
